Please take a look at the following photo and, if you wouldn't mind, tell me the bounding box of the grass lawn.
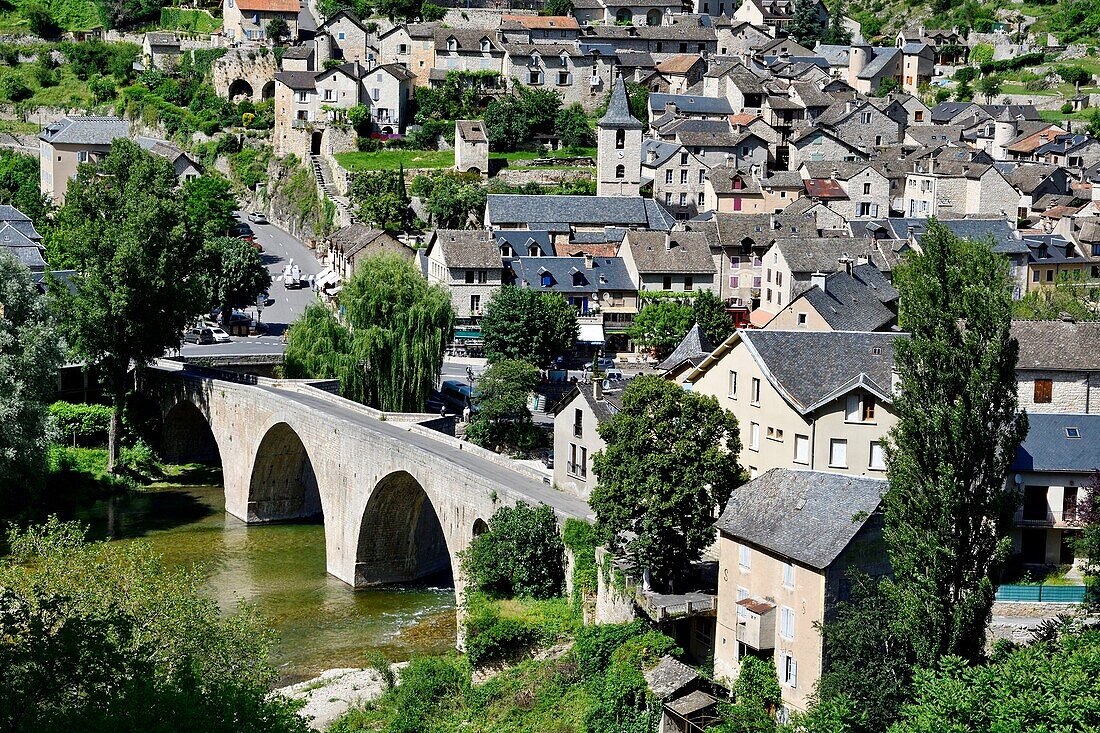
[0,118,44,134]
[1040,108,1093,124]
[335,148,454,171]
[159,8,222,35]
[490,147,597,162]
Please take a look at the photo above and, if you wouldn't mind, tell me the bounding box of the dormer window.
[447,37,457,52]
[480,38,490,53]
[541,272,554,287]
[529,244,540,256]
[731,176,743,190]
[501,243,513,257]
[572,272,585,286]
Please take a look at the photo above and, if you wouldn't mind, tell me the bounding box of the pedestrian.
[462,404,471,423]
[309,273,316,290]
[440,403,447,418]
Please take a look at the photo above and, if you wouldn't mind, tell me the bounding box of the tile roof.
[658,323,715,371]
[600,76,645,130]
[625,230,715,274]
[1012,413,1100,474]
[657,54,703,74]
[1011,320,1100,371]
[716,468,887,570]
[500,14,579,30]
[237,0,299,11]
[40,116,130,145]
[486,194,674,230]
[429,229,500,268]
[804,178,847,199]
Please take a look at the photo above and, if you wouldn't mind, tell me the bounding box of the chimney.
[593,379,604,400]
[839,254,854,275]
[856,254,869,266]
[811,271,827,292]
[665,232,673,250]
[906,225,916,240]
[584,253,594,269]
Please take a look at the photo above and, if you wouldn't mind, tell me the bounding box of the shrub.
[562,518,597,612]
[463,604,538,668]
[25,3,59,38]
[953,66,977,83]
[386,656,469,733]
[969,44,994,65]
[49,401,113,444]
[574,620,648,678]
[119,438,161,480]
[0,75,31,102]
[461,501,565,599]
[1062,102,1075,114]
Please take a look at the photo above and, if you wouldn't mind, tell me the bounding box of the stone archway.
[355,470,451,587]
[160,401,220,465]
[228,78,254,101]
[247,421,322,522]
[261,80,275,101]
[646,8,662,26]
[472,518,488,537]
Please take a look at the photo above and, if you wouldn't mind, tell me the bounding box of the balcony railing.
[1014,508,1077,527]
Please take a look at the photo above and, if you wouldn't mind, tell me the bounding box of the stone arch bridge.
[143,361,589,602]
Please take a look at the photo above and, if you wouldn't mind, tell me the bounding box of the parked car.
[230,223,261,252]
[247,211,268,224]
[207,326,232,343]
[583,356,616,373]
[541,451,554,469]
[183,327,215,345]
[440,380,475,412]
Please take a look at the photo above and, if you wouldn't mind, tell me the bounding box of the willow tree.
[284,303,370,401]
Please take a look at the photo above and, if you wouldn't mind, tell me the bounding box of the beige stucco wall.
[552,390,606,499]
[763,299,833,331]
[40,141,110,203]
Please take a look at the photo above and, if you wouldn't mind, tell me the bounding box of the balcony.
[734,598,775,650]
[1014,508,1077,528]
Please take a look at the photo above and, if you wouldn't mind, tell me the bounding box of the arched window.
[616,8,631,23]
[615,164,625,179]
[615,129,625,149]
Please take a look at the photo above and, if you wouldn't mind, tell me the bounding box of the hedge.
[49,401,113,443]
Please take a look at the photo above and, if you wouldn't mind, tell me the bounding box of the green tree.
[1075,471,1100,610]
[349,169,411,230]
[49,140,205,471]
[1088,108,1100,139]
[265,15,290,42]
[0,518,308,733]
[887,219,1027,665]
[976,73,1003,103]
[1058,65,1093,89]
[25,3,59,38]
[787,0,827,47]
[284,303,369,400]
[877,76,900,97]
[892,626,1100,732]
[543,0,573,14]
[183,175,239,242]
[0,75,31,102]
[203,237,270,329]
[420,1,446,21]
[692,290,734,345]
[0,150,53,232]
[0,252,63,518]
[1012,270,1099,322]
[465,359,542,453]
[955,79,974,102]
[968,43,995,65]
[625,81,649,121]
[591,375,742,591]
[480,286,577,368]
[338,253,454,411]
[412,171,486,229]
[627,299,693,356]
[554,103,594,150]
[484,85,562,151]
[461,501,565,599]
[822,0,852,45]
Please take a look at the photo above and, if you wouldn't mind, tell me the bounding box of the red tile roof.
[804,178,847,199]
[501,14,579,30]
[237,0,300,12]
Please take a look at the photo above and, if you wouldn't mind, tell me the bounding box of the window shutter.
[1034,379,1053,403]
[790,658,797,688]
[845,394,860,421]
[872,203,879,217]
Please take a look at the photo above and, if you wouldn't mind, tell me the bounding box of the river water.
[73,480,457,685]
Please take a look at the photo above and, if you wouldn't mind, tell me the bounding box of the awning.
[578,322,605,344]
[315,270,339,288]
[454,329,481,340]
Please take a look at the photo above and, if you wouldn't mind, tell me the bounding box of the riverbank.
[277,665,407,730]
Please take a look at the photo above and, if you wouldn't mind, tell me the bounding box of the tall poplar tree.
[886,219,1027,664]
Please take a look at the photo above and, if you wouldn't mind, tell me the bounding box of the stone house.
[683,328,902,479]
[619,229,717,293]
[656,53,706,94]
[787,127,868,170]
[424,228,502,323]
[454,119,489,175]
[316,10,371,66]
[327,224,409,281]
[1006,164,1070,219]
[643,138,710,221]
[762,263,898,332]
[1011,320,1100,416]
[705,166,768,214]
[434,27,505,76]
[902,159,1017,219]
[361,64,413,134]
[799,161,890,220]
[815,99,903,148]
[713,18,772,55]
[223,0,299,44]
[578,17,718,62]
[484,193,676,238]
[713,469,889,716]
[501,44,613,110]
[754,236,877,316]
[733,0,826,35]
[376,23,418,73]
[648,92,736,122]
[141,32,181,70]
[281,45,315,71]
[500,15,580,44]
[1009,412,1098,566]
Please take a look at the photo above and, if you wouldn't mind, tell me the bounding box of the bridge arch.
[355,470,452,587]
[160,400,221,465]
[228,78,254,100]
[247,421,323,522]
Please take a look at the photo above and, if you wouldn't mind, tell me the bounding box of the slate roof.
[644,656,699,701]
[456,119,488,142]
[773,236,872,274]
[40,116,130,145]
[625,230,716,274]
[275,70,318,90]
[716,468,887,570]
[649,93,735,116]
[0,223,46,270]
[329,224,409,260]
[658,323,715,371]
[857,218,1029,256]
[1006,163,1063,194]
[641,138,682,168]
[905,126,962,147]
[708,166,762,195]
[740,329,903,412]
[428,229,500,268]
[1012,413,1100,474]
[930,101,981,124]
[145,32,181,47]
[1011,320,1100,371]
[798,265,898,332]
[0,205,42,241]
[511,256,633,294]
[550,382,623,422]
[282,45,314,59]
[486,194,675,231]
[600,76,645,130]
[496,229,555,257]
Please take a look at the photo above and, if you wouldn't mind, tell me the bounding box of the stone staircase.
[310,154,358,227]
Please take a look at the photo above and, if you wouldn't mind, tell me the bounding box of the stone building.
[316,10,371,66]
[1011,320,1100,416]
[223,0,300,44]
[597,76,644,198]
[455,120,489,176]
[423,229,502,324]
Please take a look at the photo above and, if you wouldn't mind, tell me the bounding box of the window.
[615,129,625,149]
[568,443,588,478]
[324,88,333,101]
[398,43,408,54]
[698,192,705,206]
[1034,379,1053,404]
[748,466,757,479]
[750,422,760,450]
[465,270,475,284]
[1067,426,1081,439]
[728,371,737,398]
[1032,270,1040,283]
[615,164,625,179]
[729,274,740,288]
[1046,269,1054,282]
[470,294,481,312]
[797,312,807,326]
[738,543,750,569]
[680,152,688,165]
[736,586,748,618]
[870,441,886,471]
[558,71,569,85]
[529,70,541,84]
[862,396,876,421]
[77,150,88,163]
[782,654,797,687]
[573,408,583,438]
[662,275,672,290]
[780,606,795,639]
[794,434,809,464]
[665,170,673,184]
[859,112,872,124]
[846,394,874,422]
[680,169,688,184]
[684,276,694,291]
[863,182,871,195]
[338,31,346,40]
[750,377,761,405]
[829,439,848,468]
[783,562,794,588]
[915,110,924,122]
[665,192,672,205]
[679,192,687,206]
[699,170,706,184]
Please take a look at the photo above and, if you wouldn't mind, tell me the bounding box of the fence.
[995,584,1087,603]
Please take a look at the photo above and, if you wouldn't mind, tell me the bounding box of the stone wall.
[212,48,277,102]
[1017,369,1100,415]
[594,547,638,624]
[496,168,594,187]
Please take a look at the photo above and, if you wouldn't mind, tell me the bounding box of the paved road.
[258,384,592,520]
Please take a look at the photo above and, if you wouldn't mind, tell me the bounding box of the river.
[73,476,457,686]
